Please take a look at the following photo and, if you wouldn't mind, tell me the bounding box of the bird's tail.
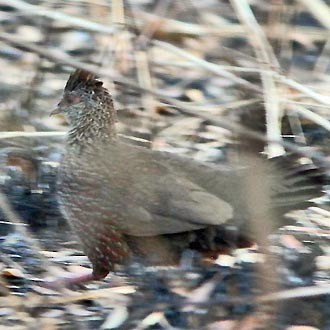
[269,154,328,215]
[220,152,329,243]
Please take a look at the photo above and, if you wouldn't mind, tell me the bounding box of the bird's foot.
[41,270,96,291]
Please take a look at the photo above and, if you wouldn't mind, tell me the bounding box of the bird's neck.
[67,110,117,148]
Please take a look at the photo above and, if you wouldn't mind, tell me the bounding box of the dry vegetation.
[0,0,329,329]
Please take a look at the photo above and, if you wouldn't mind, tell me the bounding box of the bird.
[51,69,326,285]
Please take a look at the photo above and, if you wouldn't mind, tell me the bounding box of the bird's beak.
[50,107,62,116]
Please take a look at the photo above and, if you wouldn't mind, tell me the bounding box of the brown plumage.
[53,69,326,280]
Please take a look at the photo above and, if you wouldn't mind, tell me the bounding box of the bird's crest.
[64,69,103,92]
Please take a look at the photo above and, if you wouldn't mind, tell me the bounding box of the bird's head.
[52,69,117,143]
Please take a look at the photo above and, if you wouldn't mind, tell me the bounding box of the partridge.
[52,69,326,281]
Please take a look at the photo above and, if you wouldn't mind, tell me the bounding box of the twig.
[134,0,172,48]
[231,0,284,157]
[0,131,150,146]
[51,286,134,305]
[131,9,245,37]
[0,0,117,34]
[258,284,330,303]
[286,104,330,132]
[153,40,261,93]
[0,131,65,139]
[132,1,170,115]
[276,74,330,105]
[135,50,156,113]
[111,0,132,73]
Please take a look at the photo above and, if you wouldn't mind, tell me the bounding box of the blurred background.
[0,0,329,329]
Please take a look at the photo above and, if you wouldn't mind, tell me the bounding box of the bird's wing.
[115,171,233,237]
